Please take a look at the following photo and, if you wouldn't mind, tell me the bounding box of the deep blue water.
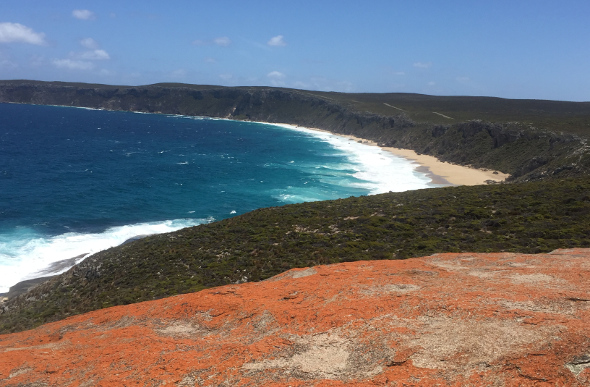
[0,103,439,291]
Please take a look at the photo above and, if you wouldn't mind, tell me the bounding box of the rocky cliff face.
[1,249,589,386]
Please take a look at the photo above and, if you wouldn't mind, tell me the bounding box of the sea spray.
[269,123,433,194]
[0,218,211,293]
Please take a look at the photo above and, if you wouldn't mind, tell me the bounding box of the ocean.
[0,103,443,292]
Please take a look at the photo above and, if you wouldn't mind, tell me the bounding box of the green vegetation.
[1,80,590,334]
[315,92,590,137]
[2,177,590,333]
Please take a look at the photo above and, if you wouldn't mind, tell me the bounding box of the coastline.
[1,115,508,302]
[383,147,509,186]
[268,123,510,186]
[0,236,154,301]
[19,108,508,186]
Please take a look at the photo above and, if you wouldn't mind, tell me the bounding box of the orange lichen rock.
[1,249,589,386]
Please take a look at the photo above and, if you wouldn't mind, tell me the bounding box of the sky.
[0,0,589,101]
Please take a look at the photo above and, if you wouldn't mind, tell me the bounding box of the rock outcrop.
[1,249,589,386]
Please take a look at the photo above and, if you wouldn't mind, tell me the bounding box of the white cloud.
[214,37,231,46]
[192,39,207,46]
[267,35,286,47]
[0,22,46,45]
[72,39,110,61]
[267,71,285,79]
[72,9,95,20]
[53,58,94,70]
[413,62,432,69]
[456,76,470,83]
[219,73,233,81]
[205,57,216,63]
[267,71,286,86]
[80,38,99,49]
[428,81,436,86]
[77,49,110,60]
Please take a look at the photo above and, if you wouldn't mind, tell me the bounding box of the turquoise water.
[0,103,440,291]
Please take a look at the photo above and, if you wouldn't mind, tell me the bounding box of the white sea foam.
[77,107,104,111]
[0,218,211,293]
[0,115,442,294]
[51,105,104,111]
[268,123,444,194]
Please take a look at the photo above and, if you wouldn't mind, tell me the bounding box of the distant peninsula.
[1,80,590,182]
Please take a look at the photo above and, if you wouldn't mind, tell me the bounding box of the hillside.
[2,177,590,333]
[1,80,590,182]
[1,249,589,386]
[1,80,590,335]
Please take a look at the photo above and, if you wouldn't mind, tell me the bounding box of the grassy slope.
[2,177,590,333]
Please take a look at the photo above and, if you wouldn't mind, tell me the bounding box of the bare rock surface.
[1,248,589,386]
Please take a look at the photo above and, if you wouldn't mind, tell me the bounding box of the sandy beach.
[383,146,509,186]
[270,123,510,186]
[1,119,509,301]
[179,118,509,186]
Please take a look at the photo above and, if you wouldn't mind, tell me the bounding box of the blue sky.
[1,0,588,101]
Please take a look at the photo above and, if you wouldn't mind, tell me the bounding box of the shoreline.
[0,235,156,301]
[28,107,509,186]
[384,147,509,186]
[1,115,508,302]
[268,122,510,186]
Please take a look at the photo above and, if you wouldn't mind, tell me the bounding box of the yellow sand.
[270,123,510,186]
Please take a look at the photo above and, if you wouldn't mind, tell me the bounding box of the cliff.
[1,248,589,386]
[1,80,590,182]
